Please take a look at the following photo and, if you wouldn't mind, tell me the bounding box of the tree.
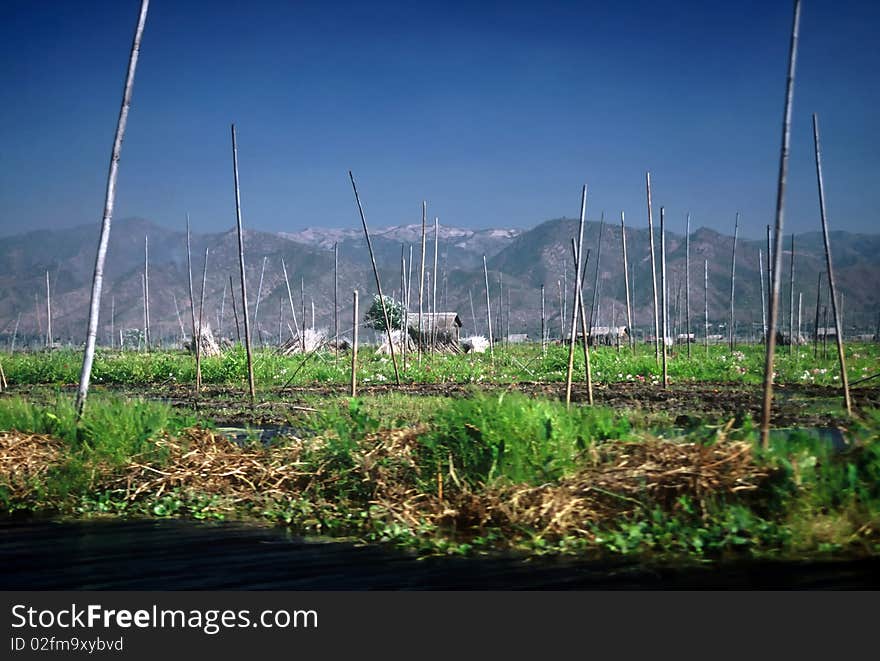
[364,295,405,332]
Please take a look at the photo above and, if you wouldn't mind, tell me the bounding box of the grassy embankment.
[1,389,878,560]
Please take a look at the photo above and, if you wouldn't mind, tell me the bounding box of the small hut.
[408,313,463,351]
[587,326,629,346]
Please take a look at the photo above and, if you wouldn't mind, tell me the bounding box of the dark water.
[2,518,879,589]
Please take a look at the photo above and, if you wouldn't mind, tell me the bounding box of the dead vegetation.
[0,431,62,500]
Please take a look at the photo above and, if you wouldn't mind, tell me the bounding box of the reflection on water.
[1,518,878,590]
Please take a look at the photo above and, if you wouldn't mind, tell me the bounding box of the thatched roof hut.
[408,312,463,351]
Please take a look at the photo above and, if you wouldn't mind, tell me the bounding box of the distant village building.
[408,313,463,350]
[586,326,629,346]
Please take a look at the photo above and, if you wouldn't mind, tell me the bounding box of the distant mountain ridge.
[0,216,877,345]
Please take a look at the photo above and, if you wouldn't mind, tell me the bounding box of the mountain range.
[1,216,877,346]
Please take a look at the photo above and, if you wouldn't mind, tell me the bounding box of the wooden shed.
[408,313,463,349]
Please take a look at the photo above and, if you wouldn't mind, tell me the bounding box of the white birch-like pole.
[351,290,358,397]
[280,258,301,343]
[483,255,493,358]
[348,171,400,384]
[621,212,634,353]
[45,270,52,348]
[812,112,852,415]
[685,213,691,358]
[729,212,739,351]
[231,124,256,403]
[186,214,196,342]
[646,172,660,364]
[431,216,439,356]
[75,0,149,417]
[660,207,669,388]
[195,247,208,394]
[418,202,427,363]
[144,234,150,349]
[704,260,709,355]
[565,185,588,408]
[760,0,801,449]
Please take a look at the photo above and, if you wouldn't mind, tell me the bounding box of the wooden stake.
[759,249,767,342]
[685,213,691,358]
[348,171,400,385]
[588,212,604,345]
[173,294,186,341]
[334,242,339,364]
[186,214,197,343]
[218,279,226,340]
[231,124,256,404]
[229,274,241,343]
[760,0,801,449]
[797,292,802,347]
[11,312,21,353]
[483,255,494,358]
[351,290,358,397]
[565,185,588,408]
[812,112,852,415]
[660,207,669,388]
[280,257,301,344]
[75,0,149,417]
[621,212,634,353]
[813,271,822,359]
[540,284,546,355]
[195,247,208,394]
[45,270,52,348]
[729,212,739,351]
[432,215,439,356]
[704,260,709,355]
[254,255,267,346]
[144,235,150,349]
[571,239,593,404]
[788,234,796,356]
[418,201,427,363]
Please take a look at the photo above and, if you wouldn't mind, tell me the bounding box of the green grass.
[2,342,877,389]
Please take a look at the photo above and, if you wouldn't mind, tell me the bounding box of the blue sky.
[1,0,878,239]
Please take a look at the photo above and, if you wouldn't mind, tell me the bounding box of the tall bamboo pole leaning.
[704,260,709,355]
[230,124,256,404]
[195,247,208,394]
[570,238,594,404]
[621,212,634,353]
[729,212,739,350]
[565,185,588,408]
[660,207,669,388]
[229,274,241,343]
[483,255,494,360]
[812,113,852,415]
[417,202,427,363]
[645,173,660,364]
[348,171,400,385]
[45,270,52,348]
[788,234,796,355]
[351,290,358,397]
[685,213,692,358]
[760,0,801,449]
[75,0,149,417]
[280,258,301,344]
[759,249,767,342]
[144,235,151,349]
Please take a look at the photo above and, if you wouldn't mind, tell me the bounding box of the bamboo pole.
[588,212,604,344]
[813,271,822,358]
[822,306,829,359]
[704,260,709,355]
[797,292,802,347]
[144,235,150,349]
[729,212,739,350]
[351,290,358,397]
[230,124,256,404]
[571,240,593,402]
[418,201,427,364]
[660,207,668,388]
[334,242,339,364]
[400,244,407,372]
[186,214,196,343]
[195,247,208,394]
[348,171,400,385]
[110,297,114,349]
[812,113,852,415]
[759,249,767,342]
[11,312,21,353]
[280,258,301,344]
[278,299,283,346]
[229,274,241,343]
[483,255,494,359]
[141,273,147,351]
[565,185,588,408]
[173,294,186,341]
[218,279,226,339]
[766,225,773,332]
[788,234,796,355]
[75,0,149,417]
[432,216,439,356]
[621,212,634,353]
[468,288,477,336]
[760,0,801,449]
[45,270,52,348]
[685,213,691,358]
[254,255,267,346]
[557,280,563,341]
[541,284,546,355]
[645,174,661,365]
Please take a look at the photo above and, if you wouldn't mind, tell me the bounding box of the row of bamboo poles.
[67,0,852,448]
